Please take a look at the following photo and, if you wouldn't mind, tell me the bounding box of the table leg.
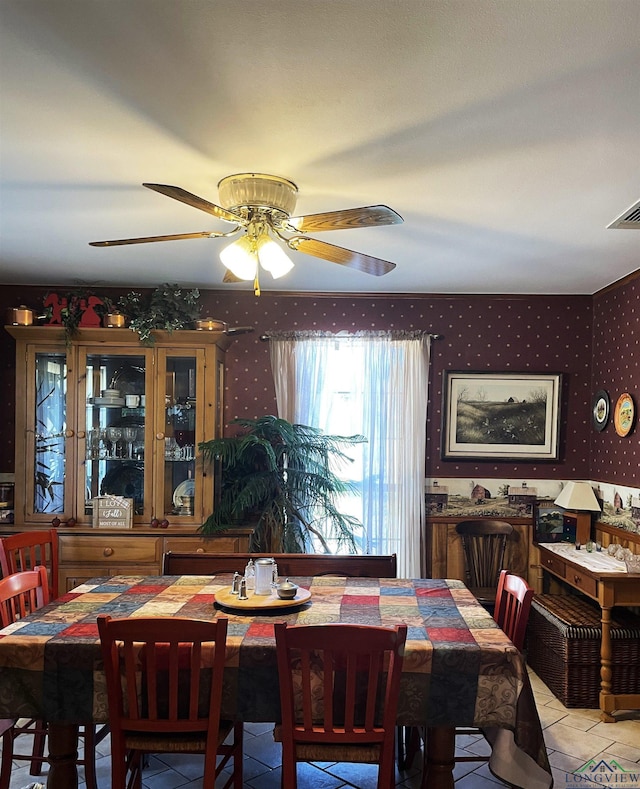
[47,723,79,789]
[599,605,616,722]
[424,726,455,789]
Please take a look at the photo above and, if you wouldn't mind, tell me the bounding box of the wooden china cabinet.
[5,326,252,593]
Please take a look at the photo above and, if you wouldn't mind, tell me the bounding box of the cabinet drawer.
[565,567,597,598]
[163,536,245,554]
[59,535,161,564]
[540,551,566,578]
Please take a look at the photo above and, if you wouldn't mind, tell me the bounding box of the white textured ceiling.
[0,0,638,295]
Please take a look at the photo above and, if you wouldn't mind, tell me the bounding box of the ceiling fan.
[89,173,403,293]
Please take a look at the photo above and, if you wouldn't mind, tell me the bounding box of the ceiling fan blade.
[289,237,396,276]
[90,231,218,247]
[289,205,403,233]
[222,269,244,283]
[143,183,245,224]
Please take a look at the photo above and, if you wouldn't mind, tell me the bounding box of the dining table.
[0,573,552,789]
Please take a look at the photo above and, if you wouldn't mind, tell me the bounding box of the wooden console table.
[537,542,640,721]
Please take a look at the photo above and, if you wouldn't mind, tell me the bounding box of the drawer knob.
[196,548,205,553]
[573,574,581,584]
[156,432,165,440]
[103,547,114,557]
[65,429,75,438]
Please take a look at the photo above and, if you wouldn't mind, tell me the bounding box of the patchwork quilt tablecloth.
[0,574,551,785]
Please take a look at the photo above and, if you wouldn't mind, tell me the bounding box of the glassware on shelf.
[133,439,144,461]
[165,436,181,460]
[98,428,109,459]
[106,426,123,458]
[87,428,100,459]
[122,426,138,459]
[174,429,196,460]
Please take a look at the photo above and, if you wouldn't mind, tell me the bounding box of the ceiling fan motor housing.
[217,173,298,217]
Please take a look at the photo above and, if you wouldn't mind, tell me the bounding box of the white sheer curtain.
[269,331,431,578]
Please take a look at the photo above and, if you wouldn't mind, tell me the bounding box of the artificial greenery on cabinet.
[118,283,200,344]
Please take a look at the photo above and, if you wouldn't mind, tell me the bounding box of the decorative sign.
[92,496,133,529]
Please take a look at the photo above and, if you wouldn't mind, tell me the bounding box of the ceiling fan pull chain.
[253,271,261,297]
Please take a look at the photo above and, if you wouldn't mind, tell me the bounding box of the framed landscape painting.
[442,371,562,461]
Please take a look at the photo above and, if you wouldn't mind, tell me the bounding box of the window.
[270,331,431,577]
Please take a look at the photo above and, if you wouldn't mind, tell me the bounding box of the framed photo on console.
[442,371,562,461]
[534,499,575,543]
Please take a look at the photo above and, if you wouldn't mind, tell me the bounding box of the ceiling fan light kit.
[218,173,298,217]
[90,172,403,294]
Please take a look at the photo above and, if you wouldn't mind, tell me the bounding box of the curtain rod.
[259,332,442,342]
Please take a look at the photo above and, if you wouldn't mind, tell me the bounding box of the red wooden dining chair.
[408,570,535,785]
[493,569,534,651]
[449,570,535,770]
[0,529,59,600]
[0,532,106,789]
[0,567,50,789]
[97,614,243,789]
[275,622,407,789]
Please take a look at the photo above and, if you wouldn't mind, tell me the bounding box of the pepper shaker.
[238,577,248,600]
[231,572,241,595]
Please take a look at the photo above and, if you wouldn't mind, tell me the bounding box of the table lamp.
[554,481,601,544]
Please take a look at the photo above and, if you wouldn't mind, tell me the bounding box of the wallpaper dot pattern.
[198,291,594,480]
[1,279,637,491]
[591,277,640,485]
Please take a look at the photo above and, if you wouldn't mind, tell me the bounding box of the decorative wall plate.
[613,392,635,437]
[591,389,610,432]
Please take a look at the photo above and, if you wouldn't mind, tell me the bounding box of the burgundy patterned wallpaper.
[590,273,639,486]
[196,291,594,481]
[1,277,636,490]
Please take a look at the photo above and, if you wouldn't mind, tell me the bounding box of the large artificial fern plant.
[199,416,366,553]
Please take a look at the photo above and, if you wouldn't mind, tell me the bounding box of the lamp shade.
[554,481,601,512]
[220,235,258,280]
[256,236,294,278]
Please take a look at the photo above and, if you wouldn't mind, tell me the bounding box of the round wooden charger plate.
[613,392,635,437]
[215,586,312,611]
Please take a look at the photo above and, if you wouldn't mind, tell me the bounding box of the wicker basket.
[527,594,640,708]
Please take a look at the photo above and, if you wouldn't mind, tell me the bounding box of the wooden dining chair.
[493,569,534,651]
[0,529,59,599]
[409,570,535,784]
[455,520,514,612]
[0,567,50,789]
[0,532,106,789]
[97,614,243,789]
[449,570,535,770]
[162,551,398,579]
[275,622,407,789]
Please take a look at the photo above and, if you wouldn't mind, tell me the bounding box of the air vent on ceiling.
[607,199,640,229]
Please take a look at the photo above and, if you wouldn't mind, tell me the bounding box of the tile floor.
[5,669,640,788]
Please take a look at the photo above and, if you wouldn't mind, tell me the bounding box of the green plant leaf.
[199,415,366,553]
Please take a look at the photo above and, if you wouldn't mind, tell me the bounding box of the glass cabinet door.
[26,348,69,519]
[156,349,207,524]
[79,349,150,524]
